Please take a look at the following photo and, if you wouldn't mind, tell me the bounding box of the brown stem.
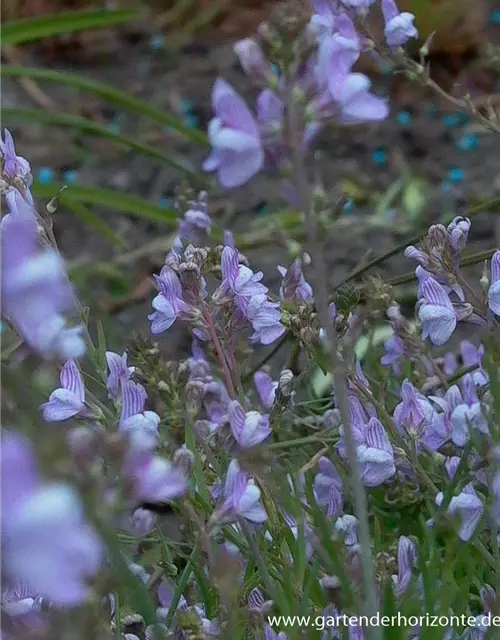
[202,306,237,399]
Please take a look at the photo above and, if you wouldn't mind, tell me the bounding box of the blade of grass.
[2,107,202,181]
[2,66,208,146]
[62,199,128,249]
[2,8,140,46]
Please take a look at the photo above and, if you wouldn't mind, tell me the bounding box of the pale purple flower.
[1,579,43,624]
[148,265,190,334]
[224,229,235,247]
[120,380,160,446]
[2,431,102,606]
[106,351,135,400]
[424,385,462,452]
[40,360,86,422]
[447,216,471,255]
[381,0,418,47]
[493,473,500,526]
[380,334,406,374]
[1,129,32,187]
[356,418,396,487]
[203,78,263,188]
[254,371,278,409]
[450,375,489,446]
[129,508,157,536]
[393,536,417,596]
[247,297,286,345]
[460,341,488,386]
[263,625,288,640]
[341,0,376,8]
[247,587,273,614]
[418,277,456,345]
[277,257,313,302]
[435,473,484,542]
[233,38,274,85]
[393,379,436,444]
[212,459,267,525]
[1,214,85,360]
[229,400,271,448]
[310,0,338,38]
[314,456,343,518]
[488,251,500,316]
[335,514,358,546]
[128,453,188,505]
[173,192,211,251]
[335,73,389,124]
[317,15,360,94]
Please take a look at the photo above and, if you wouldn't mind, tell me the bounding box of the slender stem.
[202,305,237,399]
[286,91,380,635]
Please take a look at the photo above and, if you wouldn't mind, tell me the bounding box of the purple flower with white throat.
[2,431,102,606]
[229,400,271,448]
[393,536,417,596]
[1,579,43,626]
[488,250,500,316]
[314,457,343,518]
[203,78,263,188]
[247,297,286,345]
[424,385,462,452]
[393,379,436,444]
[318,14,360,92]
[418,277,456,345]
[277,256,313,303]
[1,213,85,360]
[380,334,407,375]
[173,191,211,252]
[356,418,396,487]
[450,374,490,446]
[435,458,484,541]
[106,351,135,400]
[148,265,191,334]
[381,0,418,47]
[247,587,273,615]
[254,371,278,409]
[127,452,188,505]
[1,129,32,188]
[40,360,86,422]
[212,459,267,526]
[120,380,160,446]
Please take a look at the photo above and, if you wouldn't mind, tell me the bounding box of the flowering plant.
[3,2,500,640]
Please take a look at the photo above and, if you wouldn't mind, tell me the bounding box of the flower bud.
[185,380,205,416]
[233,38,273,86]
[173,446,195,474]
[322,408,341,428]
[67,426,99,470]
[130,508,156,536]
[278,369,294,396]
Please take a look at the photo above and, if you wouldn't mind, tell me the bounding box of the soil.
[3,3,500,359]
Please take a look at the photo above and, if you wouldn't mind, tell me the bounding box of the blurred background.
[2,0,500,366]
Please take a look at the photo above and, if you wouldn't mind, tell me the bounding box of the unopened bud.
[195,419,211,439]
[130,508,156,536]
[67,426,98,469]
[185,380,205,416]
[278,369,294,396]
[173,446,195,474]
[45,186,67,215]
[322,408,341,428]
[480,260,490,292]
[320,575,341,590]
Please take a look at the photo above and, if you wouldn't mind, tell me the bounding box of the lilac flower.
[1,579,43,624]
[310,0,337,38]
[459,341,488,386]
[418,277,456,345]
[314,456,343,517]
[229,400,271,448]
[393,536,417,596]
[424,385,462,452]
[435,460,484,541]
[335,514,359,546]
[106,351,135,400]
[247,587,273,614]
[1,214,85,360]
[450,375,489,446]
[341,0,376,8]
[212,459,267,525]
[203,79,263,188]
[129,508,157,536]
[127,452,188,505]
[380,334,407,374]
[120,380,160,446]
[2,431,102,605]
[247,297,286,345]
[233,38,274,85]
[277,257,313,303]
[393,379,436,444]
[254,371,278,409]
[149,265,191,334]
[173,192,211,252]
[356,418,396,487]
[40,360,86,422]
[381,0,418,47]
[263,624,288,640]
[488,250,500,316]
[1,129,32,187]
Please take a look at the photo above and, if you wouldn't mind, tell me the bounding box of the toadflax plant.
[3,1,500,639]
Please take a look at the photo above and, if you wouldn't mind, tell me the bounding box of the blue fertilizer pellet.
[159,196,171,208]
[440,180,454,194]
[490,9,500,25]
[38,167,53,184]
[150,35,165,50]
[63,170,78,185]
[184,114,199,129]
[448,168,464,183]
[372,148,387,166]
[396,111,412,126]
[457,134,478,151]
[443,113,460,129]
[342,198,354,213]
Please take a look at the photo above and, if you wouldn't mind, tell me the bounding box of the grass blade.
[63,199,128,249]
[2,9,139,46]
[2,107,202,180]
[2,65,208,146]
[31,181,177,225]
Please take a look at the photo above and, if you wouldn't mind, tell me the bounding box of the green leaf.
[31,180,176,224]
[2,8,139,46]
[2,107,202,181]
[403,178,427,222]
[2,65,208,146]
[63,199,127,249]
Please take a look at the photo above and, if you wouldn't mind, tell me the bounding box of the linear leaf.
[2,107,202,180]
[31,181,177,225]
[2,65,208,146]
[2,9,139,46]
